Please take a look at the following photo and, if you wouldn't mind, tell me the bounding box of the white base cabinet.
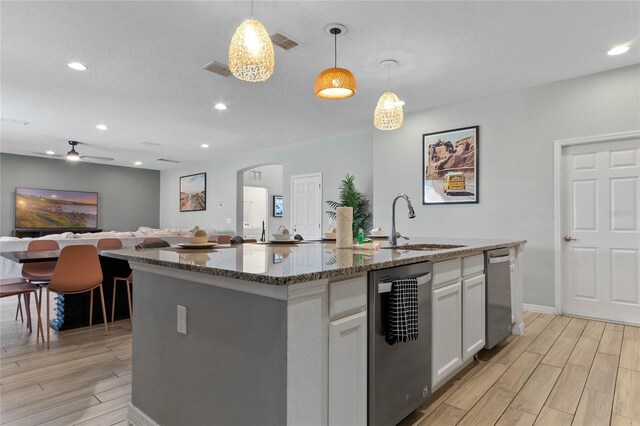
[462,274,486,361]
[432,281,463,386]
[328,312,367,426]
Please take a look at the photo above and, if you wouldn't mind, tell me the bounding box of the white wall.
[160,128,373,237]
[373,64,640,308]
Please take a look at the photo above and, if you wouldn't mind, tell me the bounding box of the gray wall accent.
[131,270,287,425]
[159,128,373,235]
[373,64,640,308]
[0,153,160,236]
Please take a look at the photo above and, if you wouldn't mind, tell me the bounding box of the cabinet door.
[328,311,367,426]
[463,274,486,361]
[432,282,463,387]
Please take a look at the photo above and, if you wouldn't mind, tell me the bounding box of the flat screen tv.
[15,188,98,229]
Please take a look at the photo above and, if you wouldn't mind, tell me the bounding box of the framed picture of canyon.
[423,126,479,205]
[180,172,206,212]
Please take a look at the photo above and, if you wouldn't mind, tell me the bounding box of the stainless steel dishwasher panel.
[368,262,432,426]
[485,248,512,349]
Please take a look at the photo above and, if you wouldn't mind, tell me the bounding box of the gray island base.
[102,238,526,426]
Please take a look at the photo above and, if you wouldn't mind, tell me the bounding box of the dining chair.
[217,235,232,244]
[0,278,43,343]
[112,273,133,324]
[142,237,163,243]
[18,240,59,333]
[96,238,123,250]
[46,245,108,348]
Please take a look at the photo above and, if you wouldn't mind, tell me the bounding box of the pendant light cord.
[387,63,390,92]
[251,0,254,16]
[334,31,337,68]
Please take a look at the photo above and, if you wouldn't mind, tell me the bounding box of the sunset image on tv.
[15,188,98,229]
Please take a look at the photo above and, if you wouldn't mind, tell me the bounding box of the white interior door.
[291,173,322,240]
[562,137,640,324]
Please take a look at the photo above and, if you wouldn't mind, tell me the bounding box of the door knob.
[564,235,578,242]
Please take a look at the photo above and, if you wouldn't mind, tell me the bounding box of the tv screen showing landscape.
[15,188,98,229]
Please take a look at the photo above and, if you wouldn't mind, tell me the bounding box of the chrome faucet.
[389,193,416,246]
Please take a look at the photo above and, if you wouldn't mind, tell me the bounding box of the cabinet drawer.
[329,276,367,320]
[462,254,484,278]
[433,258,462,288]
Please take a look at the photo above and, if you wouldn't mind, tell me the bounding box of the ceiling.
[1,1,639,170]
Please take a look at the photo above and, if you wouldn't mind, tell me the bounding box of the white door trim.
[553,130,640,315]
[290,173,323,237]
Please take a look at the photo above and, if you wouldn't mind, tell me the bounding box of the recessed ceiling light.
[214,103,228,111]
[134,161,142,166]
[67,62,87,71]
[607,45,630,56]
[96,124,108,130]
[201,143,210,148]
[45,150,55,155]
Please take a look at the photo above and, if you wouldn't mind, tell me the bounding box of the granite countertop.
[101,237,526,286]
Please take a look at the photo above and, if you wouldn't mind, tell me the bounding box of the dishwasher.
[368,262,432,426]
[485,248,512,349]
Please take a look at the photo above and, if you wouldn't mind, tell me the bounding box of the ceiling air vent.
[140,141,161,147]
[270,33,300,50]
[157,158,181,164]
[1,117,30,125]
[202,61,231,77]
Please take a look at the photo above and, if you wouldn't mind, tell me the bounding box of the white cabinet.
[328,311,367,426]
[432,281,463,386]
[463,274,486,361]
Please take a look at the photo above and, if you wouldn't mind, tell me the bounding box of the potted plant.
[326,174,373,237]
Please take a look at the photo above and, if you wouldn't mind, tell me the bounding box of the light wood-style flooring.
[1,296,638,426]
[402,311,640,426]
[0,297,131,425]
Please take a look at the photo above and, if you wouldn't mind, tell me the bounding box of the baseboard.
[523,303,557,315]
[128,403,159,426]
[512,321,525,335]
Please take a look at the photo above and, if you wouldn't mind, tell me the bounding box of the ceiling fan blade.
[80,155,114,161]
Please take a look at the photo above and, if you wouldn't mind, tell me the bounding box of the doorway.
[291,173,322,240]
[243,186,268,240]
[555,132,639,324]
[238,164,284,239]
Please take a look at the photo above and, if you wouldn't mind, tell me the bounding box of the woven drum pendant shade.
[314,67,357,99]
[229,19,274,82]
[374,92,404,130]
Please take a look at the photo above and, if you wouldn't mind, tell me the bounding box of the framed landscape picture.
[273,195,283,217]
[423,126,479,205]
[180,173,206,212]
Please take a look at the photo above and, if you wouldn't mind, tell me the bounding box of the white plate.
[269,240,299,244]
[177,243,218,249]
[323,235,336,240]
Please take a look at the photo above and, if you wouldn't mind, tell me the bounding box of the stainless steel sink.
[382,243,467,251]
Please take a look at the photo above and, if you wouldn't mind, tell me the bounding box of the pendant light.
[314,25,356,100]
[66,141,81,161]
[374,60,404,131]
[228,0,274,82]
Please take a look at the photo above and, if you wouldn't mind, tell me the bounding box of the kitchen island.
[103,238,525,426]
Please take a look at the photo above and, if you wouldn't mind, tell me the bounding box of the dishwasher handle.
[378,272,432,294]
[488,255,510,264]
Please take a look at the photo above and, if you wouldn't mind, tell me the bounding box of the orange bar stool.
[19,240,59,339]
[0,278,43,343]
[112,273,133,324]
[96,238,123,250]
[46,245,108,348]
